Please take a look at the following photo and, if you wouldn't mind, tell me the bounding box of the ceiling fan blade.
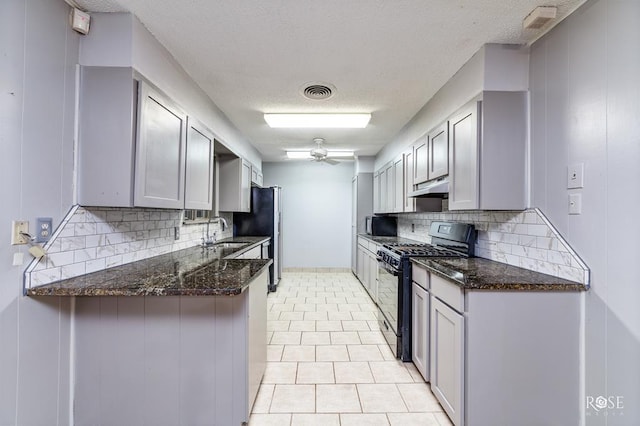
[324,158,340,165]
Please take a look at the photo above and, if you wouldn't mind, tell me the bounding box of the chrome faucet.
[212,216,228,232]
[202,216,227,247]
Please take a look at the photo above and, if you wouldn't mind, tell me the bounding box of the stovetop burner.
[382,243,465,258]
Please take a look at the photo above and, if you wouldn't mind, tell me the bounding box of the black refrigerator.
[233,186,282,291]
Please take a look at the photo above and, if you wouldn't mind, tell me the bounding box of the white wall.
[263,161,353,269]
[530,0,639,422]
[0,0,78,424]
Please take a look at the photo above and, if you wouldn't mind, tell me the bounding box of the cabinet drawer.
[430,274,463,312]
[358,237,367,249]
[368,241,379,254]
[412,265,428,290]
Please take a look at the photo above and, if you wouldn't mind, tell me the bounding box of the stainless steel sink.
[207,242,247,249]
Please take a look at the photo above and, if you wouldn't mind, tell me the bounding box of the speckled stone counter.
[27,237,271,297]
[411,257,586,291]
[358,234,422,246]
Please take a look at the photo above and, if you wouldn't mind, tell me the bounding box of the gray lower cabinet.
[73,270,269,425]
[185,118,214,210]
[422,267,581,426]
[356,237,379,304]
[430,295,464,426]
[449,91,527,211]
[411,281,429,381]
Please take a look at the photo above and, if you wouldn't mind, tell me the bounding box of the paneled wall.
[0,0,79,424]
[529,0,640,422]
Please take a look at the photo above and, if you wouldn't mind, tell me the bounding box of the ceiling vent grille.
[301,83,335,100]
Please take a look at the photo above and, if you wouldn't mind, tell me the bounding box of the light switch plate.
[567,163,584,189]
[11,221,29,245]
[569,193,582,215]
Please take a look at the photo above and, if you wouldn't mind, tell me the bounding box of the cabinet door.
[241,160,251,212]
[185,118,214,210]
[428,122,449,180]
[368,251,379,305]
[393,156,404,213]
[449,100,480,211]
[430,297,464,426]
[373,172,380,214]
[357,246,365,282]
[412,283,429,381]
[378,168,387,213]
[385,163,394,214]
[413,135,429,184]
[135,82,187,209]
[404,149,415,212]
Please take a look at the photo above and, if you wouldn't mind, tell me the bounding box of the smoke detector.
[523,6,557,30]
[301,82,335,100]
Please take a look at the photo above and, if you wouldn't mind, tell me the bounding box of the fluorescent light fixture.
[264,113,371,128]
[286,151,312,159]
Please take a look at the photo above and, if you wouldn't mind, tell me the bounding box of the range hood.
[408,176,449,198]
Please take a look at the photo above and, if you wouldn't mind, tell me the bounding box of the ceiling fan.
[309,138,352,165]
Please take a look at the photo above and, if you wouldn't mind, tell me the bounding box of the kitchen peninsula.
[27,237,271,426]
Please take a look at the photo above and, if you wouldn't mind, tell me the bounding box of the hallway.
[249,271,452,426]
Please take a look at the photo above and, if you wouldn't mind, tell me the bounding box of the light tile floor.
[250,271,453,426]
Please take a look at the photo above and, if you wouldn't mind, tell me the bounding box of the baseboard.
[283,267,351,273]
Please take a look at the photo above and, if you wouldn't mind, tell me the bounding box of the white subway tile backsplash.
[397,208,589,285]
[61,263,86,279]
[74,248,96,263]
[60,236,85,251]
[527,224,550,237]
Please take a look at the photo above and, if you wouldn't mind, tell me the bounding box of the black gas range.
[376,221,476,361]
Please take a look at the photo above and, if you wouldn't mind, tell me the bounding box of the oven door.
[377,258,401,357]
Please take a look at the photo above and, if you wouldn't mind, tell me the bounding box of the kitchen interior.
[1,0,638,425]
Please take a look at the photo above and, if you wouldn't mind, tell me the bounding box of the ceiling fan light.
[286,151,312,159]
[327,150,354,157]
[264,113,371,128]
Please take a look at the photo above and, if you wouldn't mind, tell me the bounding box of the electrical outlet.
[411,223,415,233]
[174,226,180,240]
[36,217,53,243]
[11,221,29,245]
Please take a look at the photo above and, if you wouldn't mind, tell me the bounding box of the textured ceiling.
[75,0,584,161]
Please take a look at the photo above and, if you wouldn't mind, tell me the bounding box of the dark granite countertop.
[411,257,586,292]
[357,234,422,246]
[27,236,272,297]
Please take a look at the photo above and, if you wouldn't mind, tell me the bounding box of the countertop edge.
[410,257,587,292]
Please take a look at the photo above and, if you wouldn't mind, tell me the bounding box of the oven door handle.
[377,260,400,276]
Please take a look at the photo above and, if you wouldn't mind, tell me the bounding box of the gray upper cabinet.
[185,118,214,210]
[78,67,137,207]
[385,162,394,214]
[219,156,251,212]
[413,135,429,185]
[135,82,187,209]
[373,172,380,214]
[251,165,263,188]
[449,101,479,211]
[449,91,527,211]
[393,156,404,213]
[78,66,214,210]
[428,122,449,180]
[403,148,415,213]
